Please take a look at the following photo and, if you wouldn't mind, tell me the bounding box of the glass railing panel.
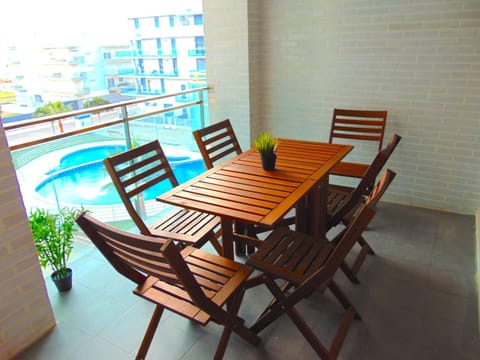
[5,87,209,230]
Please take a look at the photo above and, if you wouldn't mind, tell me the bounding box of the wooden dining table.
[157,138,352,259]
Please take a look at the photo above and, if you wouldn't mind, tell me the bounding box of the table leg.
[313,175,328,238]
[221,217,234,260]
[295,175,328,239]
[295,196,308,233]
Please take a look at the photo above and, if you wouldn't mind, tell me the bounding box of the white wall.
[204,0,480,214]
[0,121,56,358]
[203,0,254,148]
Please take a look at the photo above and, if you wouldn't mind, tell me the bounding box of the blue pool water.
[36,145,206,206]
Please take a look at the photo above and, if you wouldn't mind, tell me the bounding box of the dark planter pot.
[51,268,72,292]
[261,152,277,171]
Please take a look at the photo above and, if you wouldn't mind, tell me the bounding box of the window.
[194,15,203,25]
[154,16,160,28]
[172,59,178,74]
[178,16,190,26]
[107,78,115,88]
[195,36,204,50]
[160,78,165,93]
[134,18,139,30]
[136,40,142,56]
[103,52,112,60]
[196,58,206,71]
[169,16,175,27]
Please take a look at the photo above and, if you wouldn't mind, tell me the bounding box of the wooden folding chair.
[193,119,295,255]
[328,108,387,181]
[193,119,243,169]
[75,212,260,360]
[327,133,401,231]
[335,169,397,284]
[104,140,222,254]
[246,204,376,360]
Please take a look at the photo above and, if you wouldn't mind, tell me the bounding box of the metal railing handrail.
[4,87,208,151]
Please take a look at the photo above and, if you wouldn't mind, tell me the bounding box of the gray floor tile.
[12,203,479,360]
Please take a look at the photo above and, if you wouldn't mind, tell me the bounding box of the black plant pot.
[51,268,73,292]
[261,152,277,171]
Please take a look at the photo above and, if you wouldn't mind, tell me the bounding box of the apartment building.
[121,12,206,96]
[5,8,205,111]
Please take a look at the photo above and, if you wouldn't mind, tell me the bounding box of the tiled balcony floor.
[14,202,479,359]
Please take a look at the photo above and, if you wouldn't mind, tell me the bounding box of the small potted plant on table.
[29,207,82,292]
[253,132,278,171]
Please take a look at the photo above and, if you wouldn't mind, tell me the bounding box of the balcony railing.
[113,50,177,58]
[187,49,206,57]
[3,87,209,226]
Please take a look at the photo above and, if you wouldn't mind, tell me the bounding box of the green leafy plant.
[253,132,278,154]
[29,207,82,278]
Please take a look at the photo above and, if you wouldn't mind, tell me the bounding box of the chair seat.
[135,246,253,325]
[149,208,221,247]
[326,184,354,229]
[247,227,334,286]
[330,161,369,179]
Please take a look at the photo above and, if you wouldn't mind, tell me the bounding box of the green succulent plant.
[253,132,278,154]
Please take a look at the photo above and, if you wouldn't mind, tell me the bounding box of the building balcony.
[113,50,177,59]
[119,70,179,78]
[187,48,206,56]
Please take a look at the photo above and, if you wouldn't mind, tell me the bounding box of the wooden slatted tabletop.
[157,138,352,259]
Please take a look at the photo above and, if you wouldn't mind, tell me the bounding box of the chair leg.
[329,306,356,359]
[215,288,260,359]
[209,231,223,255]
[234,222,247,256]
[328,281,361,320]
[245,225,258,254]
[249,278,290,334]
[286,306,332,360]
[136,305,164,360]
[340,261,361,284]
[350,245,370,276]
[357,236,375,255]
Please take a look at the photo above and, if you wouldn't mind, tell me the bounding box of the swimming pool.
[35,145,206,206]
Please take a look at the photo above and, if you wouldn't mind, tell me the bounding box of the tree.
[83,97,110,123]
[82,97,110,108]
[33,101,72,117]
[33,101,72,133]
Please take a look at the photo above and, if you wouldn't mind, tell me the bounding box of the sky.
[0,0,203,75]
[0,0,202,46]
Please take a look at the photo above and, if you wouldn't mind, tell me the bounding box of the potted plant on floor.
[253,132,278,170]
[29,207,83,292]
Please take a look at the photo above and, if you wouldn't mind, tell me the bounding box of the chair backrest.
[104,140,178,235]
[329,108,388,152]
[75,211,177,285]
[328,133,401,228]
[364,168,397,210]
[350,133,400,201]
[75,211,212,309]
[193,119,243,169]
